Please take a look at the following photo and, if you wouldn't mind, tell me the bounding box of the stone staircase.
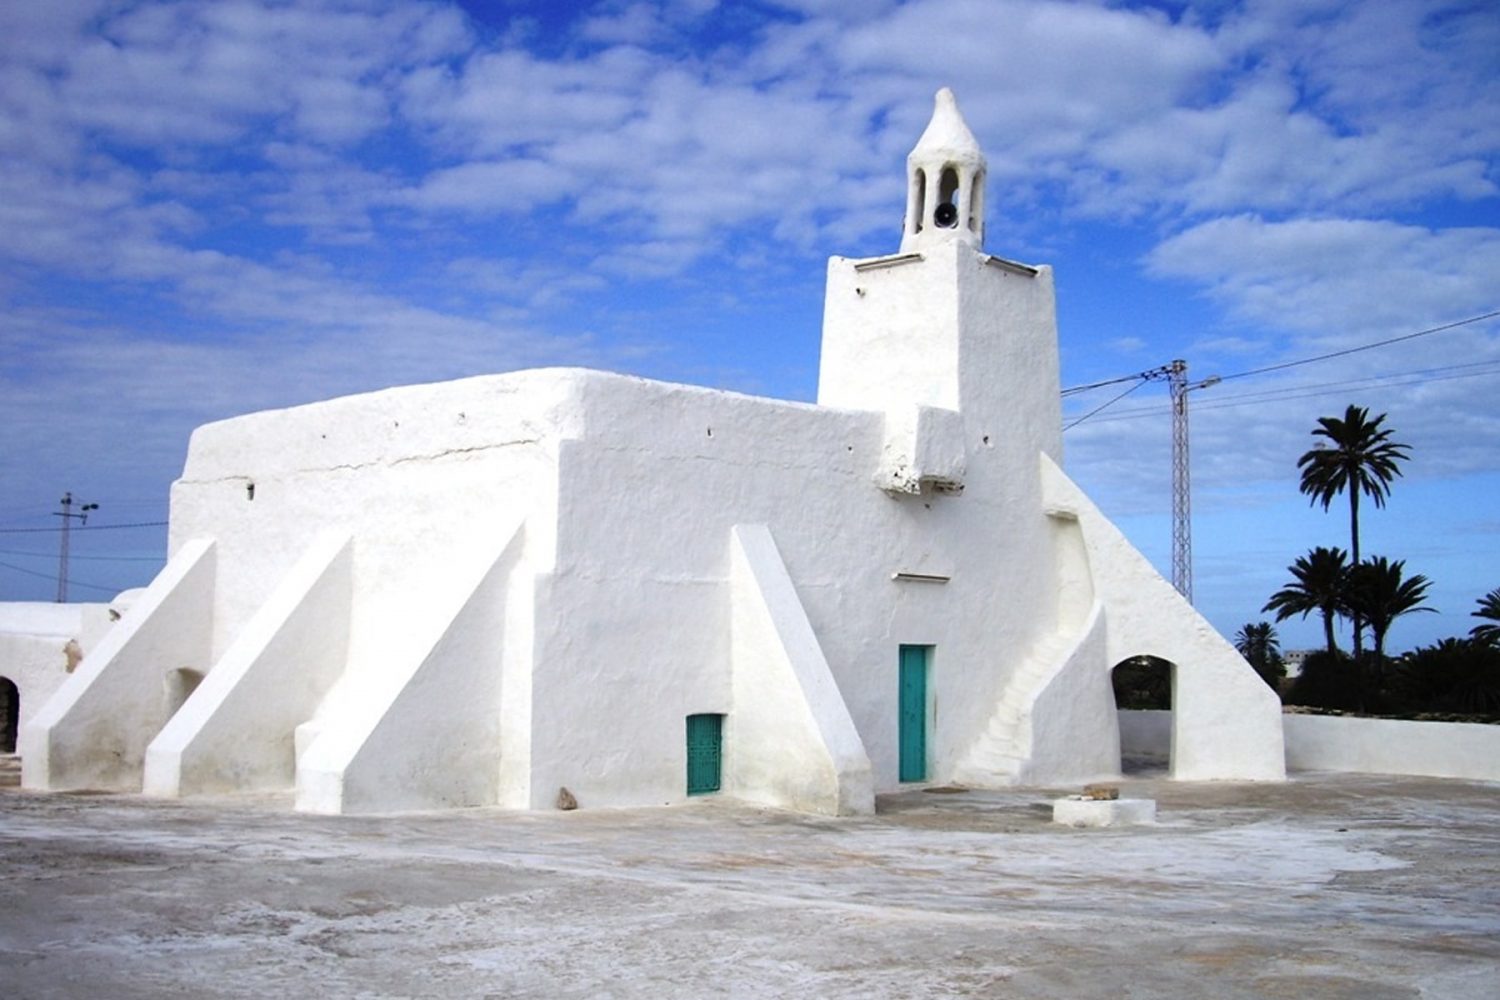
[953,629,1076,786]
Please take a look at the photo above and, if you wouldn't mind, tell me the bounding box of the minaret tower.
[817,88,1063,494]
[901,88,986,254]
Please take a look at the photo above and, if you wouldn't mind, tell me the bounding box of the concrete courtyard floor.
[1,763,1497,999]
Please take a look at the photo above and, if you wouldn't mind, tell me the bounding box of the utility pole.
[1164,362,1219,603]
[54,492,98,603]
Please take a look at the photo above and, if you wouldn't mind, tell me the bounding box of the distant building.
[1282,649,1318,679]
[20,90,1283,814]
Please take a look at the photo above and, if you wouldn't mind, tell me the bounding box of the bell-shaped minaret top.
[900,88,986,253]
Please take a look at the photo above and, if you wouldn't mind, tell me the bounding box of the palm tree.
[1344,557,1435,665]
[1297,406,1410,656]
[1262,547,1349,655]
[1234,621,1284,692]
[1471,588,1500,645]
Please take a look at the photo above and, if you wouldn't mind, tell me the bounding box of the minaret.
[817,88,1062,494]
[901,88,986,254]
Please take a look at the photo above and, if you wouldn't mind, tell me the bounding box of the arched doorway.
[1,676,18,754]
[1111,656,1174,775]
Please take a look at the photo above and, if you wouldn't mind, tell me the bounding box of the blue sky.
[1,0,1497,655]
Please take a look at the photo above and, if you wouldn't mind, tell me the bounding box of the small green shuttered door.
[685,713,723,795]
[899,645,928,782]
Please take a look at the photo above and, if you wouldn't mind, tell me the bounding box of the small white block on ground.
[1052,796,1156,827]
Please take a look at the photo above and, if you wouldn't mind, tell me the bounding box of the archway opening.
[935,167,960,227]
[911,167,926,235]
[164,668,204,720]
[968,169,985,234]
[1111,655,1174,776]
[1,677,18,753]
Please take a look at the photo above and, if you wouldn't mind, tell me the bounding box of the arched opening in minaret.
[969,169,985,234]
[936,167,960,228]
[910,168,926,235]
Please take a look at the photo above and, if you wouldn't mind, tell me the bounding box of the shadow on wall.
[1,676,17,754]
[164,668,204,721]
[1112,656,1173,776]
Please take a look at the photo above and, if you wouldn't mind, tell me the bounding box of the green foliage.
[1112,656,1171,710]
[1296,405,1410,556]
[1389,638,1500,715]
[1233,621,1285,692]
[1343,556,1435,662]
[1284,650,1360,711]
[1471,588,1500,645]
[1295,405,1409,657]
[1262,547,1349,655]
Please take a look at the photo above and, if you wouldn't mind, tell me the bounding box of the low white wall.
[1119,709,1500,783]
[1283,714,1500,782]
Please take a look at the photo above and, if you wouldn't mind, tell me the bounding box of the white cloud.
[1,0,1497,629]
[1146,216,1500,338]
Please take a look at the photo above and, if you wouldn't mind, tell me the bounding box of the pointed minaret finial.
[900,88,987,253]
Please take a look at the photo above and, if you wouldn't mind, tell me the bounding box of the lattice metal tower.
[1167,361,1192,601]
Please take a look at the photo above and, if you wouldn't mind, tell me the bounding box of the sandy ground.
[1,760,1497,999]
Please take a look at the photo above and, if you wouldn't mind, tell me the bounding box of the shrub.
[1284,650,1361,711]
[1390,638,1500,715]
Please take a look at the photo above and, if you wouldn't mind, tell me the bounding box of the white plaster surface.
[1042,458,1286,781]
[902,87,986,253]
[22,540,216,791]
[0,600,129,736]
[1053,795,1157,827]
[143,533,353,797]
[726,524,873,815]
[1283,714,1500,781]
[1121,710,1500,783]
[297,520,524,814]
[0,604,86,740]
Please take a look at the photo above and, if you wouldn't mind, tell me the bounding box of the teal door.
[685,713,723,795]
[898,645,929,782]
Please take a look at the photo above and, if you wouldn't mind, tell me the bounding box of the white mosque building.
[19,90,1284,815]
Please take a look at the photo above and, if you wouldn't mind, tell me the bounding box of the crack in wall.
[180,439,545,485]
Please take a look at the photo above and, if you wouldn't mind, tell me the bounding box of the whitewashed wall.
[0,603,108,738]
[1121,709,1500,783]
[1283,714,1500,781]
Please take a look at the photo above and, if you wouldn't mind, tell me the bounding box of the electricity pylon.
[1161,361,1219,603]
[54,492,98,603]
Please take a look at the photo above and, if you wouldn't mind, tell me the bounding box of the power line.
[1214,310,1500,384]
[0,521,167,535]
[1063,378,1151,431]
[1060,309,1500,398]
[0,547,163,563]
[0,558,122,595]
[1071,359,1500,426]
